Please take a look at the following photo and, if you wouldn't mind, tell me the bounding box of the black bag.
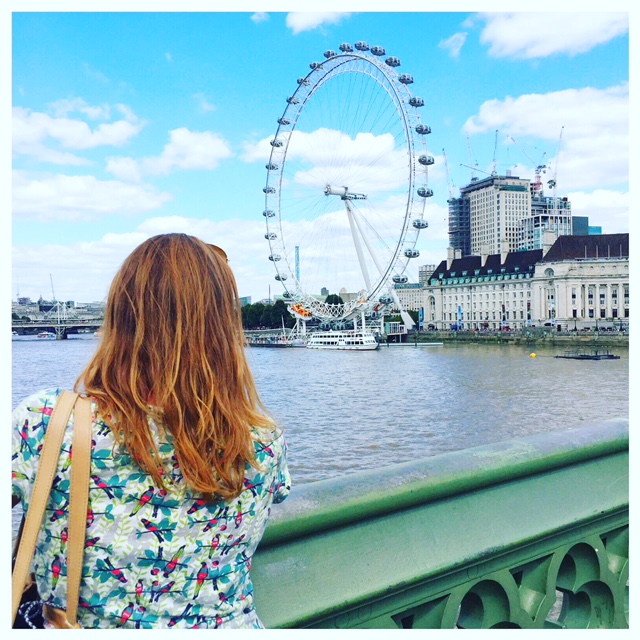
[12,515,45,629]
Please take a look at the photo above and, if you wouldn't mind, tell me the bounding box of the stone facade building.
[395,234,629,331]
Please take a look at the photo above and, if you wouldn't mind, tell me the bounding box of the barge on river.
[555,348,620,360]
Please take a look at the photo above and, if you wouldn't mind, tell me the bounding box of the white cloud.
[105,156,143,183]
[566,189,628,233]
[50,98,111,120]
[193,92,216,113]
[473,12,628,59]
[462,84,628,192]
[251,12,269,24]
[106,128,234,180]
[438,33,468,58]
[286,12,352,35]
[12,171,173,222]
[12,106,145,164]
[143,128,233,173]
[12,216,281,303]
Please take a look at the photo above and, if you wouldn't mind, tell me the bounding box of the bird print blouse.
[12,388,291,629]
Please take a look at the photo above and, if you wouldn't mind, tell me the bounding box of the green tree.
[325,294,344,306]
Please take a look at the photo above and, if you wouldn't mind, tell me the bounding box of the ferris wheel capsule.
[355,41,370,51]
[412,219,429,229]
[269,254,281,262]
[275,273,287,281]
[379,295,394,304]
[263,209,276,218]
[417,187,433,198]
[339,43,354,52]
[265,232,277,240]
[310,61,323,69]
[297,78,310,86]
[385,56,401,67]
[277,117,290,125]
[266,162,279,170]
[270,139,283,147]
[392,275,408,284]
[409,96,424,107]
[371,46,386,56]
[415,124,431,135]
[418,154,435,165]
[404,249,420,258]
[399,74,414,85]
[282,291,292,299]
[263,186,276,194]
[324,50,337,59]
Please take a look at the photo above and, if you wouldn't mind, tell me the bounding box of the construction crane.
[547,126,564,193]
[491,129,499,176]
[547,126,565,217]
[442,148,458,201]
[465,134,479,181]
[508,136,547,193]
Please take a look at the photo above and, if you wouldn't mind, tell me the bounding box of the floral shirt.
[12,388,290,629]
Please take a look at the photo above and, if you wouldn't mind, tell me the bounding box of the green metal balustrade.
[252,418,629,629]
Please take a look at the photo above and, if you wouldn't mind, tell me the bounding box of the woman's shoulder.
[13,387,64,416]
[251,423,287,457]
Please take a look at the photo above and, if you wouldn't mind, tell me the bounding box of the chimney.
[480,244,490,267]
[542,230,557,257]
[446,247,455,269]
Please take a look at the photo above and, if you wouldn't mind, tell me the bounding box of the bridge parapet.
[252,419,629,629]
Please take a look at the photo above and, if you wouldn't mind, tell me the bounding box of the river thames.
[12,334,628,485]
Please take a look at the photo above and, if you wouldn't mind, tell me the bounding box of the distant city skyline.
[9,6,630,305]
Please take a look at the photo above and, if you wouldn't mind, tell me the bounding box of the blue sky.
[7,3,631,304]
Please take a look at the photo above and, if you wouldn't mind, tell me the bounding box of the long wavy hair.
[77,233,272,501]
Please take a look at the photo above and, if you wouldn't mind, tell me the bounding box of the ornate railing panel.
[252,419,628,628]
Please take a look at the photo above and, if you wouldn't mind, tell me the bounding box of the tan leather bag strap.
[12,391,93,628]
[65,395,92,625]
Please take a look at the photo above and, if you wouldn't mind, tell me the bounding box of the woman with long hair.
[12,233,290,628]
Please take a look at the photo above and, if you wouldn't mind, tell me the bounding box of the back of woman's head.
[77,233,271,501]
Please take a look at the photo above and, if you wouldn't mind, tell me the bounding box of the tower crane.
[547,126,564,216]
[465,134,479,181]
[491,129,499,176]
[442,148,458,200]
[508,136,547,193]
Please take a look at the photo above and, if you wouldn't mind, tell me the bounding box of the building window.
[600,308,606,318]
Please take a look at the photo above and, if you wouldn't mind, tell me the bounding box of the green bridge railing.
[252,419,629,629]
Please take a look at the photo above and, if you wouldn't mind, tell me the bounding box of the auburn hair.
[76,233,273,501]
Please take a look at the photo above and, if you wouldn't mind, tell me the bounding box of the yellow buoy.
[530,353,537,358]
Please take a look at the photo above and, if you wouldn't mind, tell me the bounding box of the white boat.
[306,329,379,351]
[37,331,56,339]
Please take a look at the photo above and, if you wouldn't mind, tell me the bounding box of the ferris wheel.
[263,41,433,322]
